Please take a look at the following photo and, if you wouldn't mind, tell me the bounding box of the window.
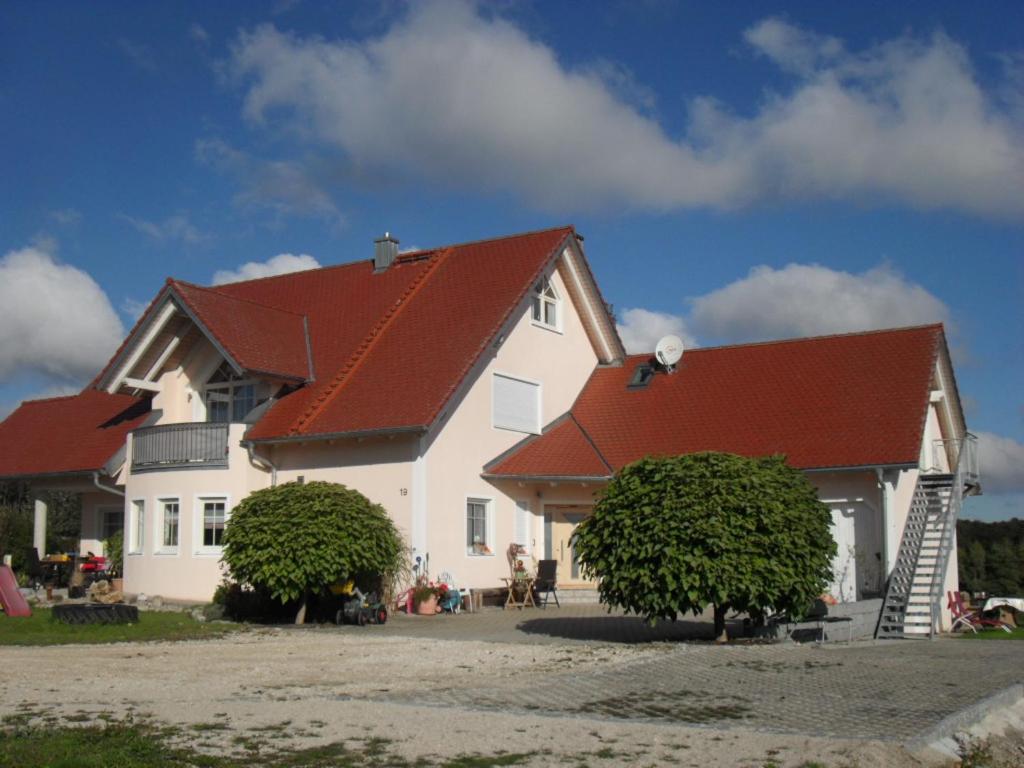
[531,276,560,330]
[98,507,122,541]
[204,362,257,423]
[202,499,226,548]
[129,499,145,554]
[515,500,531,554]
[628,363,655,389]
[492,373,541,434]
[160,499,179,550]
[466,498,492,555]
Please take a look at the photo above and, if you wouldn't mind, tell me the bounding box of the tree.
[573,452,836,641]
[222,481,405,624]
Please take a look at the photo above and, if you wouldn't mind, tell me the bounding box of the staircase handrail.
[931,433,979,485]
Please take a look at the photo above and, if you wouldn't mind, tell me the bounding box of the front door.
[546,506,593,585]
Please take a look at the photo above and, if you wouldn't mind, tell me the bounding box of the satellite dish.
[655,335,685,371]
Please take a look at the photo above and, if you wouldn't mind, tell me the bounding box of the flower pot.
[416,595,439,615]
[111,578,124,593]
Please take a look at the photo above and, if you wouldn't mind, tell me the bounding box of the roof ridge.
[624,323,945,359]
[209,225,573,289]
[288,248,453,435]
[171,279,309,320]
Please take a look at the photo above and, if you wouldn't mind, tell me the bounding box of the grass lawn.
[957,626,1024,640]
[0,608,240,646]
[0,720,536,768]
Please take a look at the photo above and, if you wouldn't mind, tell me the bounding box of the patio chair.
[437,571,470,613]
[947,591,1012,634]
[533,559,560,608]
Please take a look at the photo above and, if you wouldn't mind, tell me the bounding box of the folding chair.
[533,559,560,608]
[947,591,1011,633]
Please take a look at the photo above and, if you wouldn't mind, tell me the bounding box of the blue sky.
[1,1,1022,520]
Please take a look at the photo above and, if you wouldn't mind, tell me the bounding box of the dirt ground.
[1,627,1022,767]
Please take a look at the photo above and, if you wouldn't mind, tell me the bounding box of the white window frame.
[156,497,181,555]
[530,274,562,333]
[128,498,145,555]
[491,371,542,435]
[465,496,494,557]
[193,494,231,556]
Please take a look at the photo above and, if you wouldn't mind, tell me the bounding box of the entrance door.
[547,506,593,585]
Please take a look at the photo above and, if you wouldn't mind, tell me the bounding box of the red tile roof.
[0,391,150,478]
[486,325,945,477]
[215,226,576,440]
[486,415,613,479]
[170,280,311,381]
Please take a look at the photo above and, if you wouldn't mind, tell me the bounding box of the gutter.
[92,471,125,498]
[481,473,612,483]
[244,441,279,487]
[247,426,426,446]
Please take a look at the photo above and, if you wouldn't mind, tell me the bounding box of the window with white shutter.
[492,373,540,434]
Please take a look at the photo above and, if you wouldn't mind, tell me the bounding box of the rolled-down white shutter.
[493,374,540,433]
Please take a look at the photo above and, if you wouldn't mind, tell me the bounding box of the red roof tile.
[485,416,612,479]
[239,226,575,440]
[170,280,311,381]
[486,325,944,476]
[0,391,150,478]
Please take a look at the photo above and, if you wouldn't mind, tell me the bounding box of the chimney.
[374,232,399,271]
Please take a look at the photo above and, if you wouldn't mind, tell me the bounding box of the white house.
[0,226,978,636]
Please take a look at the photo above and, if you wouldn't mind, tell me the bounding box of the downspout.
[245,441,278,487]
[92,472,125,498]
[875,468,889,582]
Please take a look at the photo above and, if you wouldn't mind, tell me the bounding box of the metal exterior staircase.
[876,434,979,639]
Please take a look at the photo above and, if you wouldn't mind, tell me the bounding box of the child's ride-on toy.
[332,580,387,626]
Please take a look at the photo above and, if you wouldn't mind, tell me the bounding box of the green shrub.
[103,530,123,577]
[573,452,836,640]
[221,481,405,623]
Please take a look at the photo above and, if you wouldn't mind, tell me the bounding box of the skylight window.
[531,276,560,331]
[628,363,655,389]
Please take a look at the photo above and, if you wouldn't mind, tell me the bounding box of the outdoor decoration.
[573,452,835,642]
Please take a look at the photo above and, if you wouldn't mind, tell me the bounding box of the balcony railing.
[931,433,980,487]
[131,422,229,471]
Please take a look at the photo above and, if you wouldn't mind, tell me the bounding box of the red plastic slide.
[0,564,31,617]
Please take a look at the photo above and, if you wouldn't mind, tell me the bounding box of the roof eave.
[244,425,427,445]
[481,473,612,483]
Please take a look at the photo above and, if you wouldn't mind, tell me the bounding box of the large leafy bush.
[573,452,836,640]
[222,481,404,623]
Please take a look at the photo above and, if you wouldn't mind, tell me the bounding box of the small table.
[502,576,536,609]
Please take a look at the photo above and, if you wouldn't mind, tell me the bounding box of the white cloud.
[121,297,149,322]
[119,213,208,245]
[212,253,321,285]
[117,38,157,72]
[974,431,1024,495]
[0,244,124,385]
[688,263,950,343]
[224,2,1024,219]
[196,138,345,227]
[615,307,697,355]
[189,23,210,45]
[49,208,83,226]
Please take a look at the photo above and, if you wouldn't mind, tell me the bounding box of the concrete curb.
[905,682,1024,753]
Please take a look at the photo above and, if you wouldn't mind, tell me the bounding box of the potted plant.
[103,530,124,592]
[411,577,452,615]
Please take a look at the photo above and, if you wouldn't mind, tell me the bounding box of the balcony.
[931,433,980,487]
[131,422,230,471]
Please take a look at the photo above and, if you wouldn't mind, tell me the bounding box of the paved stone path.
[344,605,1024,741]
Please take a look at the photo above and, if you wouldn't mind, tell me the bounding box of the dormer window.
[531,276,560,331]
[204,362,256,423]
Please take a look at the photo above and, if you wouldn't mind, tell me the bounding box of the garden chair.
[533,559,560,608]
[947,591,1012,633]
[437,571,470,613]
